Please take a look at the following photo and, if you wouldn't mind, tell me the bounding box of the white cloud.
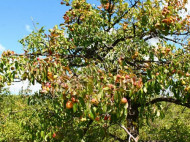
[25,25,32,32]
[0,44,6,52]
[108,28,116,35]
[187,0,190,12]
[5,80,41,95]
[186,0,190,16]
[147,37,159,47]
[176,0,190,18]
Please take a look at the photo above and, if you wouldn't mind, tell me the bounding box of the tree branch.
[119,124,139,142]
[170,31,190,36]
[160,36,185,46]
[143,35,153,41]
[146,97,190,108]
[112,36,133,47]
[12,53,84,59]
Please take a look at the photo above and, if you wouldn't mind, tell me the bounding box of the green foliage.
[0,0,190,141]
[140,103,190,141]
[0,94,35,141]
[1,95,190,141]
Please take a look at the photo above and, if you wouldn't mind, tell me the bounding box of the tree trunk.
[127,100,139,138]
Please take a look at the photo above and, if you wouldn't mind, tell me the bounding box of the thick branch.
[161,36,185,46]
[147,97,190,108]
[170,31,190,36]
[112,36,133,47]
[143,35,153,41]
[12,53,84,59]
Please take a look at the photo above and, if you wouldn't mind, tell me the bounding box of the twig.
[119,124,138,142]
[31,17,38,31]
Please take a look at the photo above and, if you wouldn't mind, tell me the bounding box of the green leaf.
[41,131,45,138]
[103,87,109,91]
[89,110,95,120]
[78,97,85,108]
[73,103,78,113]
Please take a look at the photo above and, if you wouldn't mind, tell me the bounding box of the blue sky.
[1,0,189,54]
[0,0,100,54]
[0,0,70,54]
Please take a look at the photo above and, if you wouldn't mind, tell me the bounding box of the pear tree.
[0,0,190,141]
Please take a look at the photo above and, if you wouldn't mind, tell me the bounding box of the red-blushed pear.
[108,73,113,77]
[186,72,190,77]
[71,97,76,102]
[52,133,56,138]
[71,97,78,103]
[125,75,130,79]
[95,116,100,122]
[52,132,63,140]
[91,98,98,105]
[104,116,108,120]
[46,82,51,88]
[116,74,121,79]
[11,51,15,55]
[108,84,114,90]
[172,69,176,74]
[121,97,128,104]
[166,48,171,53]
[115,74,122,83]
[66,2,69,6]
[100,76,104,80]
[103,3,110,10]
[104,114,111,121]
[66,101,73,109]
[97,69,103,74]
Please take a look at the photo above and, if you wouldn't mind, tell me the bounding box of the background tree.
[0,0,190,141]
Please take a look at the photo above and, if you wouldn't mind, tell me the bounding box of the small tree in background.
[0,0,190,141]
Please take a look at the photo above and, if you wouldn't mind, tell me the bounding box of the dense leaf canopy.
[0,0,190,140]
